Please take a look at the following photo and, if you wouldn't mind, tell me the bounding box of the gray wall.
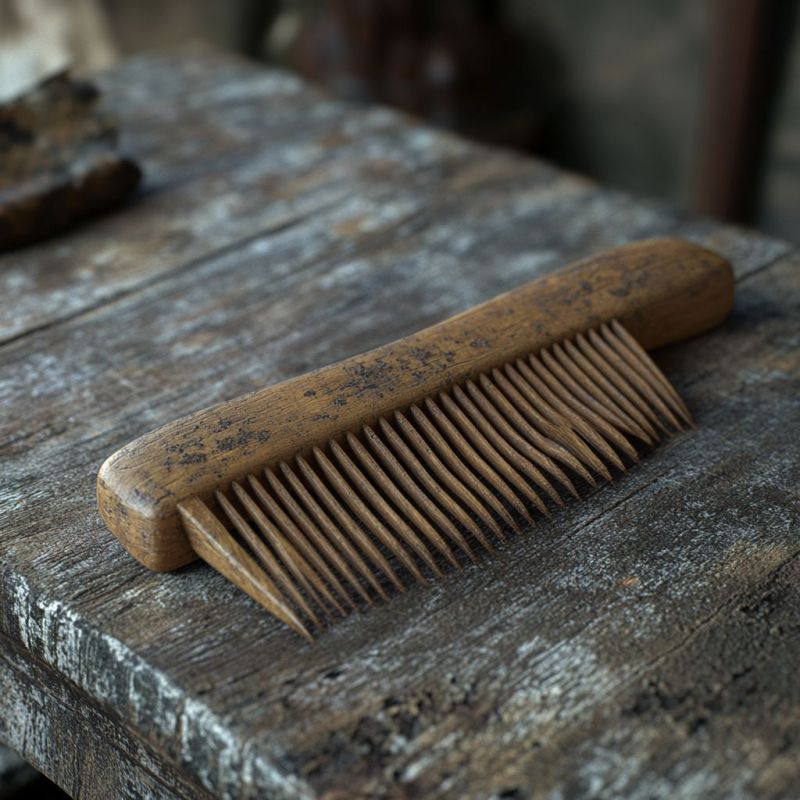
[760,7,800,242]
[508,0,708,208]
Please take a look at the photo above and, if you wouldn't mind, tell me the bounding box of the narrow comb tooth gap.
[491,366,611,482]
[449,384,560,512]
[436,391,550,517]
[551,341,656,443]
[392,411,508,544]
[264,469,369,606]
[247,473,352,615]
[345,431,463,570]
[263,466,373,606]
[423,396,533,524]
[312,446,429,585]
[603,321,693,427]
[566,336,661,440]
[208,495,297,613]
[499,362,616,479]
[507,359,627,473]
[377,417,496,554]
[520,355,640,464]
[465,378,577,501]
[229,481,331,622]
[246,476,347,617]
[362,424,478,562]
[534,347,645,441]
[215,489,322,629]
[408,404,520,535]
[329,439,444,578]
[613,319,693,425]
[480,372,597,489]
[223,484,324,622]
[587,328,682,431]
[279,461,384,604]
[576,331,668,435]
[606,321,691,422]
[294,455,404,595]
[179,498,314,641]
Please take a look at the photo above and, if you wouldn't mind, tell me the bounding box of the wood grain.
[1,49,798,800]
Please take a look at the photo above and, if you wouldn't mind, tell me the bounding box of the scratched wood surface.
[1,48,798,800]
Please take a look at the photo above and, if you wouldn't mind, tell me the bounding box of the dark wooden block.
[0,72,140,252]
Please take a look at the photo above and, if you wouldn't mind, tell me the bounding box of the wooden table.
[2,49,798,800]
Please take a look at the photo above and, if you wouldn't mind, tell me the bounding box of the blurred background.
[0,0,797,796]
[1,0,799,241]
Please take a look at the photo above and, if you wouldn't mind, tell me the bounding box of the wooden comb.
[97,238,734,640]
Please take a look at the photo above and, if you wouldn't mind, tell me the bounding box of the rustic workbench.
[1,48,798,800]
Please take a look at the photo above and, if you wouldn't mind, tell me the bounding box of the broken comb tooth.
[97,238,734,639]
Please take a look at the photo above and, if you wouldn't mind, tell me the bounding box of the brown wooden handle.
[97,237,733,571]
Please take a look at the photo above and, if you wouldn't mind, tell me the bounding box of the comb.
[97,238,734,640]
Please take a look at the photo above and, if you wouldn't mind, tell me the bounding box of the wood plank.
[2,248,798,798]
[0,48,789,345]
[0,632,214,800]
[0,48,472,343]
[1,51,798,799]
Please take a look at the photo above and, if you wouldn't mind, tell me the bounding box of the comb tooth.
[423,396,532,524]
[216,490,322,628]
[588,328,683,431]
[408,404,520,535]
[506,359,627,473]
[536,346,646,441]
[247,474,352,615]
[520,355,640,463]
[465,379,577,501]
[438,391,550,516]
[450,384,562,510]
[575,331,668,435]
[264,466,374,606]
[565,336,661,440]
[279,461,384,603]
[551,341,657,443]
[392,411,507,544]
[377,417,495,554]
[294,455,404,595]
[179,498,313,642]
[329,440,444,578]
[605,320,693,427]
[346,432,462,569]
[480,372,597,488]
[490,367,611,483]
[230,482,330,622]
[313,446,428,585]
[362,425,477,562]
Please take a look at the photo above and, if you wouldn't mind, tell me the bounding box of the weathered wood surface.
[1,48,798,799]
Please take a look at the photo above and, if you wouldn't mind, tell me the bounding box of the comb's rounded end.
[605,237,735,350]
[97,448,196,572]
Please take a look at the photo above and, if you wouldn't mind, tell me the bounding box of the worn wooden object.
[0,71,141,252]
[99,239,732,637]
[98,237,732,573]
[1,49,798,799]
